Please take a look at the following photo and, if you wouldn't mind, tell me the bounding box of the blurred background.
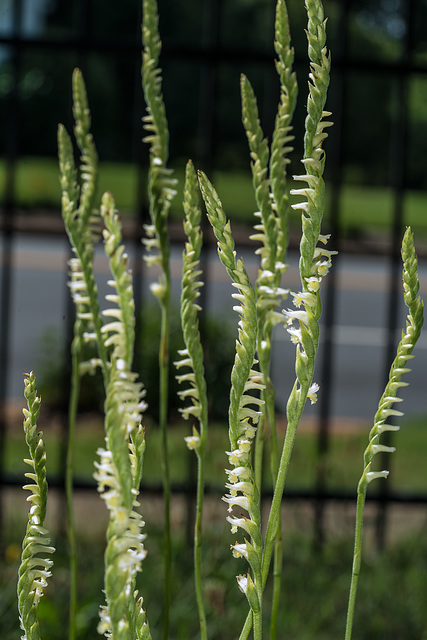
[1,1,427,637]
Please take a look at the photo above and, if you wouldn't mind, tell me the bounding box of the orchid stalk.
[58,67,104,640]
[18,372,55,640]
[199,170,265,640]
[345,227,424,640]
[199,3,333,637]
[58,70,108,382]
[175,160,208,640]
[141,1,177,634]
[60,65,151,638]
[241,1,298,634]
[95,191,150,639]
[261,0,333,595]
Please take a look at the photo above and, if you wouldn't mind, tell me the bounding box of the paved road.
[2,233,426,422]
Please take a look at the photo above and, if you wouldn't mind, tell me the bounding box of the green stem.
[194,431,208,640]
[254,413,267,493]
[262,380,309,588]
[270,530,282,640]
[267,400,282,640]
[258,339,283,640]
[66,337,81,640]
[239,610,253,640]
[344,484,366,640]
[253,609,262,640]
[159,284,171,640]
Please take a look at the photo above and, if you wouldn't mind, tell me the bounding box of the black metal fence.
[1,0,426,547]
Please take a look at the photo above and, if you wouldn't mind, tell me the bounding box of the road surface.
[2,232,426,422]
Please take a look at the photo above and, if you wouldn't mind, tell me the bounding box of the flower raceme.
[18,373,55,640]
[344,227,424,640]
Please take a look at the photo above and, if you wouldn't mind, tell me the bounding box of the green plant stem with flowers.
[141,0,178,636]
[345,227,424,640]
[175,159,209,640]
[58,67,104,640]
[198,2,334,638]
[240,2,298,634]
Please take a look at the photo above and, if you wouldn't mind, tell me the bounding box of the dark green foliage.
[3,526,427,640]
[3,0,427,187]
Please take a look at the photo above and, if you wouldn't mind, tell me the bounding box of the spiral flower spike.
[94,360,148,638]
[174,159,209,639]
[345,227,424,640]
[58,68,109,640]
[141,0,177,283]
[18,372,55,640]
[58,70,109,382]
[142,3,176,633]
[198,169,265,639]
[239,6,299,634]
[260,1,334,609]
[175,161,208,434]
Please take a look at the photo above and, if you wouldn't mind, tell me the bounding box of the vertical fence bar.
[0,0,23,544]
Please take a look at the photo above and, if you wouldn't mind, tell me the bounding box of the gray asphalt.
[2,233,426,422]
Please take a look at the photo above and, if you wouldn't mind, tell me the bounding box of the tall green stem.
[66,338,81,640]
[262,380,309,588]
[257,340,282,640]
[253,609,262,640]
[194,432,208,640]
[159,287,171,640]
[344,486,365,640]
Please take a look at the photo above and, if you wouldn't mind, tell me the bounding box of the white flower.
[317,233,331,245]
[236,574,248,594]
[287,325,302,345]
[226,448,248,466]
[225,466,252,483]
[366,470,389,483]
[283,309,309,327]
[226,515,251,535]
[370,444,396,456]
[291,291,317,308]
[305,276,322,292]
[375,423,400,435]
[307,382,319,404]
[225,481,253,497]
[315,259,332,277]
[241,421,257,439]
[231,542,248,559]
[184,435,200,450]
[150,282,165,299]
[222,494,250,513]
[237,438,252,453]
[313,247,337,260]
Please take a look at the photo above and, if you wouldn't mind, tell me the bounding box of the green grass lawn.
[2,157,427,237]
[4,411,427,494]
